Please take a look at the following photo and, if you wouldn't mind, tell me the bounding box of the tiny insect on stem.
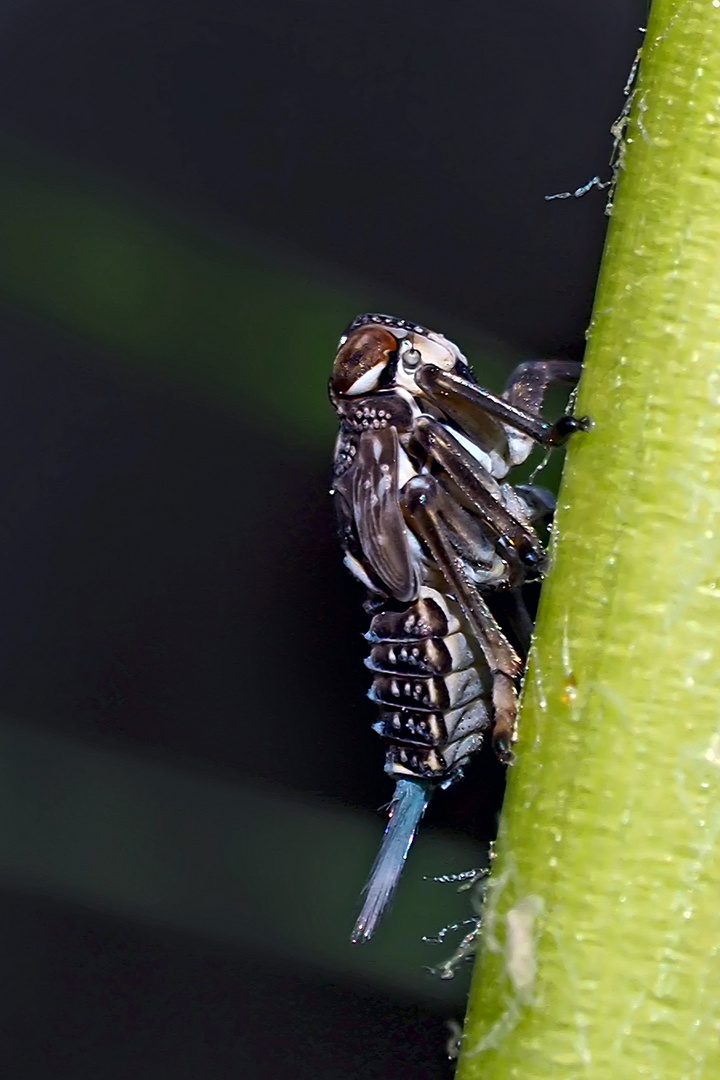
[329,313,588,940]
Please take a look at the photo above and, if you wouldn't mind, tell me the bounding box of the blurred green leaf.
[0,144,511,445]
[0,716,484,1006]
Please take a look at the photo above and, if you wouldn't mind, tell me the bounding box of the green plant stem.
[456,3,720,1077]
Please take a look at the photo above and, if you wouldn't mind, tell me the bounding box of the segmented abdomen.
[365,588,491,782]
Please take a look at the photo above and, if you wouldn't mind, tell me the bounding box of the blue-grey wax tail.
[351,778,432,943]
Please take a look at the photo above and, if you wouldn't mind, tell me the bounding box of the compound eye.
[403,347,422,370]
[330,326,398,396]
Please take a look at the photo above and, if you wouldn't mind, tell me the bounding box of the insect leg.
[416,364,591,450]
[514,484,556,522]
[503,359,591,452]
[410,416,545,572]
[491,670,520,762]
[400,475,522,760]
[503,358,581,412]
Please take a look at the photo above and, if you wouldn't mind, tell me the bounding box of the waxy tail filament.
[351,779,431,943]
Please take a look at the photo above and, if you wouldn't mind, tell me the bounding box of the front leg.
[503,358,582,414]
[416,363,591,456]
[502,359,592,464]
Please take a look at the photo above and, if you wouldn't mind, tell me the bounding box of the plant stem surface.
[457,3,720,1076]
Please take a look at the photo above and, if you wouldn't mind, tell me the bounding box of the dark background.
[0,2,646,1077]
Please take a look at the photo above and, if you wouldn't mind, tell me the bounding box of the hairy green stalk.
[456,3,720,1077]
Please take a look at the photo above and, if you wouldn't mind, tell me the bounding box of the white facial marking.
[346,362,387,396]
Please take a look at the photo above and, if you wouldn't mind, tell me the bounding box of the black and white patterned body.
[329,313,588,941]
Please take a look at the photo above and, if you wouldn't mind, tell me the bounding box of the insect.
[328,313,589,942]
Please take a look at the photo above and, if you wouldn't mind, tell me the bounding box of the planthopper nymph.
[328,314,589,942]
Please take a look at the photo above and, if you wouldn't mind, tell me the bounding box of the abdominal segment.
[364,588,493,781]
